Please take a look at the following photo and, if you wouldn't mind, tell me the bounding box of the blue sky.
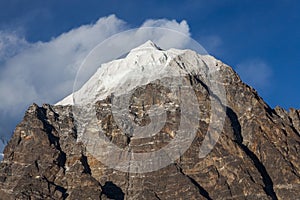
[0,0,300,145]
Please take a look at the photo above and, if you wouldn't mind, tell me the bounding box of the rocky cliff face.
[0,42,299,199]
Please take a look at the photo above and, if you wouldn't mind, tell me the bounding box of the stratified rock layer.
[0,48,299,199]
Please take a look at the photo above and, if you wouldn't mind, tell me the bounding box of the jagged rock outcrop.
[0,42,299,199]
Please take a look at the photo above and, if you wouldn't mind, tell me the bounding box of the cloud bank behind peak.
[0,15,191,140]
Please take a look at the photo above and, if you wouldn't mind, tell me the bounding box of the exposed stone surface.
[0,49,299,199]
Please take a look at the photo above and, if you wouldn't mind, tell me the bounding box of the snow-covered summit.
[56,41,221,106]
[130,40,162,51]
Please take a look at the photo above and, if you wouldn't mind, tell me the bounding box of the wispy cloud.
[0,15,192,141]
[235,59,273,91]
[198,35,223,54]
[0,31,30,63]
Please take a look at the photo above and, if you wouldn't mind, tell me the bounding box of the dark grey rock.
[0,58,299,200]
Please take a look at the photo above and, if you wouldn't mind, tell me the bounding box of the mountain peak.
[1,41,300,199]
[56,42,221,106]
[130,40,162,51]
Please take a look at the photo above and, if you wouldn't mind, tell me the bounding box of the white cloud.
[0,31,30,63]
[140,19,190,48]
[0,15,126,114]
[235,59,272,90]
[0,15,192,141]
